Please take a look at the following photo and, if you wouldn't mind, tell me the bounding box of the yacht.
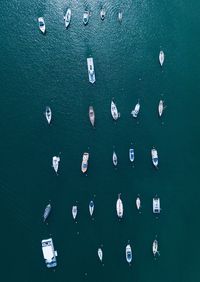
[89,106,95,126]
[87,58,96,84]
[151,148,158,168]
[43,204,51,222]
[126,244,132,264]
[64,8,72,28]
[41,238,57,268]
[118,12,123,22]
[116,194,123,218]
[100,8,106,20]
[159,51,165,66]
[89,200,94,216]
[113,151,118,166]
[81,152,89,173]
[158,100,164,117]
[98,248,103,261]
[45,106,52,124]
[153,197,161,213]
[111,101,119,120]
[152,239,159,256]
[52,156,60,174]
[129,148,134,162]
[83,11,89,25]
[136,197,141,211]
[72,205,77,220]
[38,17,46,33]
[131,101,140,118]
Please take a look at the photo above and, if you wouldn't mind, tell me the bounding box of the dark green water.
[1,1,200,281]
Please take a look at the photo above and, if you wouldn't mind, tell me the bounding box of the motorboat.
[158,100,164,117]
[113,151,118,166]
[129,148,134,162]
[116,194,123,218]
[136,197,141,211]
[100,8,106,20]
[98,248,103,261]
[118,12,123,22]
[159,51,165,66]
[126,244,132,264]
[43,204,51,222]
[111,101,119,120]
[41,238,57,268]
[83,11,89,25]
[38,17,46,33]
[72,205,77,220]
[89,106,95,126]
[152,239,159,256]
[153,197,161,213]
[151,148,158,168]
[87,58,96,84]
[81,152,89,173]
[131,102,140,118]
[89,200,94,216]
[64,8,72,28]
[45,106,52,124]
[52,156,60,174]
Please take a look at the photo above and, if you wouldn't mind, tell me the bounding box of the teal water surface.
[1,1,200,281]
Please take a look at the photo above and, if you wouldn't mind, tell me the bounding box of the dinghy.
[151,148,158,168]
[52,156,60,174]
[116,194,123,218]
[89,106,95,127]
[89,200,94,216]
[126,244,132,264]
[98,248,103,261]
[111,101,119,120]
[131,102,140,118]
[72,205,77,220]
[45,106,52,124]
[159,51,165,66]
[113,151,118,166]
[38,17,46,33]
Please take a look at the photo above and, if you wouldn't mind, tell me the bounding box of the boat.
[64,8,72,28]
[100,8,106,20]
[158,100,164,117]
[43,204,51,222]
[98,248,103,261]
[83,11,89,25]
[116,194,123,218]
[113,151,118,166]
[45,106,52,124]
[38,17,46,33]
[111,101,119,120]
[151,148,158,168]
[81,152,89,173]
[87,58,96,84]
[41,238,57,268]
[126,244,132,264]
[131,102,140,118]
[72,205,77,220]
[159,51,165,66]
[118,12,123,22]
[89,106,95,126]
[152,239,159,256]
[89,200,94,216]
[129,148,134,162]
[153,197,161,213]
[52,156,60,174]
[136,197,141,210]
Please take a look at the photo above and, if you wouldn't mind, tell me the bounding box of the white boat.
[153,197,161,213]
[89,106,95,126]
[64,8,72,28]
[126,244,132,264]
[45,106,52,124]
[151,148,158,168]
[159,51,165,66]
[131,102,140,118]
[111,101,119,120]
[113,151,118,166]
[81,152,89,173]
[98,248,103,261]
[129,148,134,162]
[118,12,123,22]
[100,8,106,20]
[158,100,164,117]
[89,200,94,216]
[38,17,46,33]
[52,156,60,174]
[72,205,77,220]
[152,239,159,256]
[41,238,57,268]
[116,194,123,218]
[136,197,141,210]
[83,11,89,25]
[43,204,51,222]
[87,58,96,84]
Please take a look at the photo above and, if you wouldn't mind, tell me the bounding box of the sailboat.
[98,248,103,261]
[89,200,94,216]
[158,100,165,117]
[89,106,95,126]
[43,204,51,222]
[136,197,141,211]
[152,239,160,256]
[113,151,118,166]
[111,101,120,120]
[159,51,165,66]
[116,194,123,218]
[52,156,60,174]
[72,205,77,220]
[45,106,52,124]
[126,244,132,264]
